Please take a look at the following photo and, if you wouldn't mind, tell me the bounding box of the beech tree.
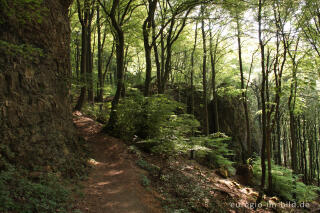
[74,0,96,111]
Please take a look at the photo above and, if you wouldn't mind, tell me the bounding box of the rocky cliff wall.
[0,0,87,177]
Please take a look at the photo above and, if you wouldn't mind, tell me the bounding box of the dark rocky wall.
[208,97,262,157]
[166,84,261,160]
[0,0,86,176]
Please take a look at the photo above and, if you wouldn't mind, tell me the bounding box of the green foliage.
[0,167,72,213]
[134,106,235,174]
[112,93,183,141]
[0,0,45,25]
[141,113,200,156]
[0,40,44,64]
[82,102,111,124]
[136,159,160,176]
[252,159,319,202]
[140,174,150,187]
[128,145,142,158]
[192,134,235,175]
[217,86,243,97]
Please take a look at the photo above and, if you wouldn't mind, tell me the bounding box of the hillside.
[72,112,320,213]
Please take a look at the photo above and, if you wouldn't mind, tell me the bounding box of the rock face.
[0,0,85,176]
[208,97,262,159]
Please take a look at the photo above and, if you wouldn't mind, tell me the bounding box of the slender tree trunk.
[289,76,298,173]
[87,20,94,104]
[236,17,251,156]
[258,0,267,191]
[276,110,282,165]
[317,120,320,186]
[283,123,288,168]
[143,41,152,96]
[101,43,114,94]
[153,25,161,92]
[158,9,191,94]
[104,0,125,131]
[201,9,209,136]
[286,37,300,174]
[143,0,157,97]
[121,45,129,98]
[75,34,80,81]
[74,18,88,111]
[265,50,272,192]
[190,21,198,115]
[160,30,165,90]
[209,24,219,133]
[161,36,172,93]
[97,4,103,102]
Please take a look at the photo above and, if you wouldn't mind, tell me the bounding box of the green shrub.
[112,94,183,141]
[252,159,319,202]
[140,174,150,187]
[139,113,200,156]
[192,134,235,175]
[137,115,235,175]
[82,102,111,124]
[0,167,71,213]
[136,159,160,176]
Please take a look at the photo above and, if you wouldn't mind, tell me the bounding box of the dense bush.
[138,113,200,156]
[136,159,160,176]
[113,93,235,175]
[112,93,183,141]
[252,159,319,202]
[192,133,235,175]
[81,102,111,124]
[0,167,72,213]
[139,117,235,175]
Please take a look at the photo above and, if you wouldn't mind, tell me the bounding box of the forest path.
[72,112,163,213]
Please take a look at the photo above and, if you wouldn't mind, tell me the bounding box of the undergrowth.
[156,167,227,213]
[111,92,183,141]
[136,159,160,176]
[252,159,320,202]
[191,133,235,175]
[0,165,76,213]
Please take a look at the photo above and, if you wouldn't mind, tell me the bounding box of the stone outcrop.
[0,0,86,176]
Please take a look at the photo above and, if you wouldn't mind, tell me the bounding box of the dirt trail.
[73,113,163,213]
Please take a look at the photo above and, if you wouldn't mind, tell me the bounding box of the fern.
[191,134,235,174]
[252,159,319,202]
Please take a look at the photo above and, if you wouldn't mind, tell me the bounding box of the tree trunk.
[236,17,250,156]
[96,3,103,102]
[258,0,267,190]
[201,10,209,136]
[75,33,80,80]
[190,21,198,115]
[288,76,298,173]
[317,122,320,186]
[143,0,157,97]
[153,23,161,92]
[283,123,288,168]
[104,0,125,132]
[87,20,94,104]
[74,25,88,111]
[157,9,191,94]
[209,23,219,133]
[265,50,273,193]
[74,0,94,111]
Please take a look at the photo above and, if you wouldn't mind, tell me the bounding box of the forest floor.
[72,112,163,213]
[72,112,319,213]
